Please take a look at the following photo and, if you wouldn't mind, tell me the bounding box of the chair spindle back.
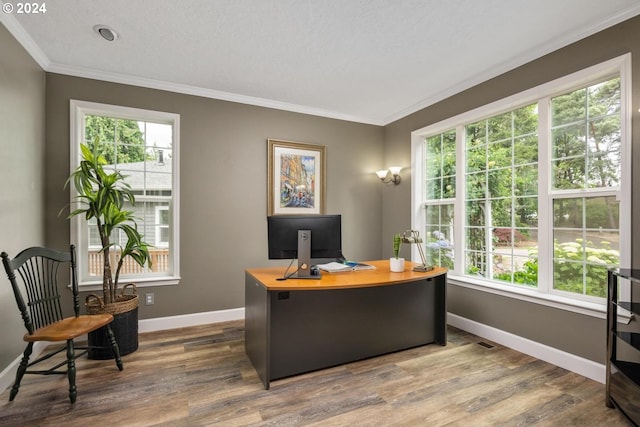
[1,245,78,335]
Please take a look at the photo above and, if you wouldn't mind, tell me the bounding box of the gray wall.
[0,25,46,369]
[383,15,640,363]
[2,13,639,376]
[44,74,384,319]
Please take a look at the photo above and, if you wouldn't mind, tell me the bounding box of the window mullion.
[537,98,552,294]
[454,125,465,275]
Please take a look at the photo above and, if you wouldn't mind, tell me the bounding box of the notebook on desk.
[316,261,376,273]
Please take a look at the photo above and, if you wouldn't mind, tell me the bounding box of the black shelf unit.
[607,268,640,425]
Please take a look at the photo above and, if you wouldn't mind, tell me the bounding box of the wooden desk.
[245,260,447,389]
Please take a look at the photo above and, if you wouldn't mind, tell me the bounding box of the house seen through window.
[71,101,180,287]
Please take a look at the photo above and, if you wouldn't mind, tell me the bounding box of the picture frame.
[267,139,326,216]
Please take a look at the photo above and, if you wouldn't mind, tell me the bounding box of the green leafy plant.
[393,234,402,259]
[493,238,618,297]
[66,142,151,304]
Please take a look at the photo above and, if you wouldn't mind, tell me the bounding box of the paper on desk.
[316,261,376,272]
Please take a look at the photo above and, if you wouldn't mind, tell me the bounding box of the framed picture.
[268,139,326,215]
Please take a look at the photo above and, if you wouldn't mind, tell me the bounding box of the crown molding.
[0,2,50,69]
[382,4,640,125]
[3,0,639,127]
[47,62,384,126]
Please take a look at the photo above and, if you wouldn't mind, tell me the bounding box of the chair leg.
[66,339,77,404]
[106,324,123,371]
[9,342,33,401]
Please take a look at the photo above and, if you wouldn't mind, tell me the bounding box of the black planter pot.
[88,307,139,359]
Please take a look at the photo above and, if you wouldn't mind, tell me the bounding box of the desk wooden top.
[246,260,447,290]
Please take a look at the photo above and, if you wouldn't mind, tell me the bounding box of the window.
[424,130,456,269]
[550,79,621,298]
[464,104,539,286]
[155,206,170,248]
[70,101,180,287]
[412,55,630,310]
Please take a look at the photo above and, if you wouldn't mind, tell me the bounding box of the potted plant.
[66,142,152,358]
[390,233,405,272]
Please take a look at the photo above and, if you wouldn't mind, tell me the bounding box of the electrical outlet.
[145,293,154,305]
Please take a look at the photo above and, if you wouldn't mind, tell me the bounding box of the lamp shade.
[388,166,402,175]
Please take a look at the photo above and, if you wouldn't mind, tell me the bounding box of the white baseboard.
[447,312,606,384]
[0,307,245,395]
[0,341,49,396]
[138,307,244,333]
[1,308,604,396]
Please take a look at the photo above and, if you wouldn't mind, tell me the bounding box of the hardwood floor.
[0,321,631,426]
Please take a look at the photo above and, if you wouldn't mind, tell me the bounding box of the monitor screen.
[267,214,342,260]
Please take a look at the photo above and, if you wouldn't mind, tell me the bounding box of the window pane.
[553,197,619,298]
[515,197,538,227]
[424,204,454,269]
[467,236,484,276]
[159,208,170,225]
[551,77,621,192]
[488,168,512,198]
[551,88,586,127]
[466,201,485,227]
[442,176,455,199]
[491,199,512,227]
[588,78,620,117]
[466,146,486,173]
[514,104,538,135]
[488,140,512,168]
[465,104,538,287]
[514,165,537,196]
[513,135,538,165]
[586,116,621,188]
[466,121,486,145]
[80,114,174,281]
[466,172,486,200]
[488,112,512,142]
[426,178,441,199]
[425,130,456,200]
[160,227,169,243]
[425,153,441,178]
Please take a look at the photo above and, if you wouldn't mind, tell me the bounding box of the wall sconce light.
[376,166,402,185]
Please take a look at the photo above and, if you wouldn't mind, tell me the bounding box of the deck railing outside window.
[87,249,169,275]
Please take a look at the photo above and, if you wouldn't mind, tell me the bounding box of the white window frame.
[411,54,631,318]
[70,100,181,289]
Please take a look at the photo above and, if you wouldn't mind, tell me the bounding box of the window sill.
[76,276,181,292]
[447,274,629,323]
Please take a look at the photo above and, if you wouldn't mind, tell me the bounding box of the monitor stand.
[290,229,321,279]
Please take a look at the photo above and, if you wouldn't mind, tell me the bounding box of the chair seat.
[24,314,114,342]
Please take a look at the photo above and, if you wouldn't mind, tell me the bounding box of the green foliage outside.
[425,76,621,297]
[85,115,149,164]
[552,238,618,298]
[494,238,619,297]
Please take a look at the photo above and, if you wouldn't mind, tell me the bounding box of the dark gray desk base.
[245,272,447,389]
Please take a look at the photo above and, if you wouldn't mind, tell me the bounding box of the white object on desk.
[317,261,375,273]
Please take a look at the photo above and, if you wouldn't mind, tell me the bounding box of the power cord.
[277,258,299,280]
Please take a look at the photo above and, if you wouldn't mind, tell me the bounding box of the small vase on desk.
[389,257,405,272]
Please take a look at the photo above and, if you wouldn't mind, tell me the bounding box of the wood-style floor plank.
[0,321,632,426]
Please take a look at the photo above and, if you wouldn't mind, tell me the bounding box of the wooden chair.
[1,245,123,403]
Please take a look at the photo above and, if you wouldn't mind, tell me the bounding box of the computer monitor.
[267,214,343,278]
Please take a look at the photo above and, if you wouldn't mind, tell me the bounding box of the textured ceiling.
[2,0,639,125]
